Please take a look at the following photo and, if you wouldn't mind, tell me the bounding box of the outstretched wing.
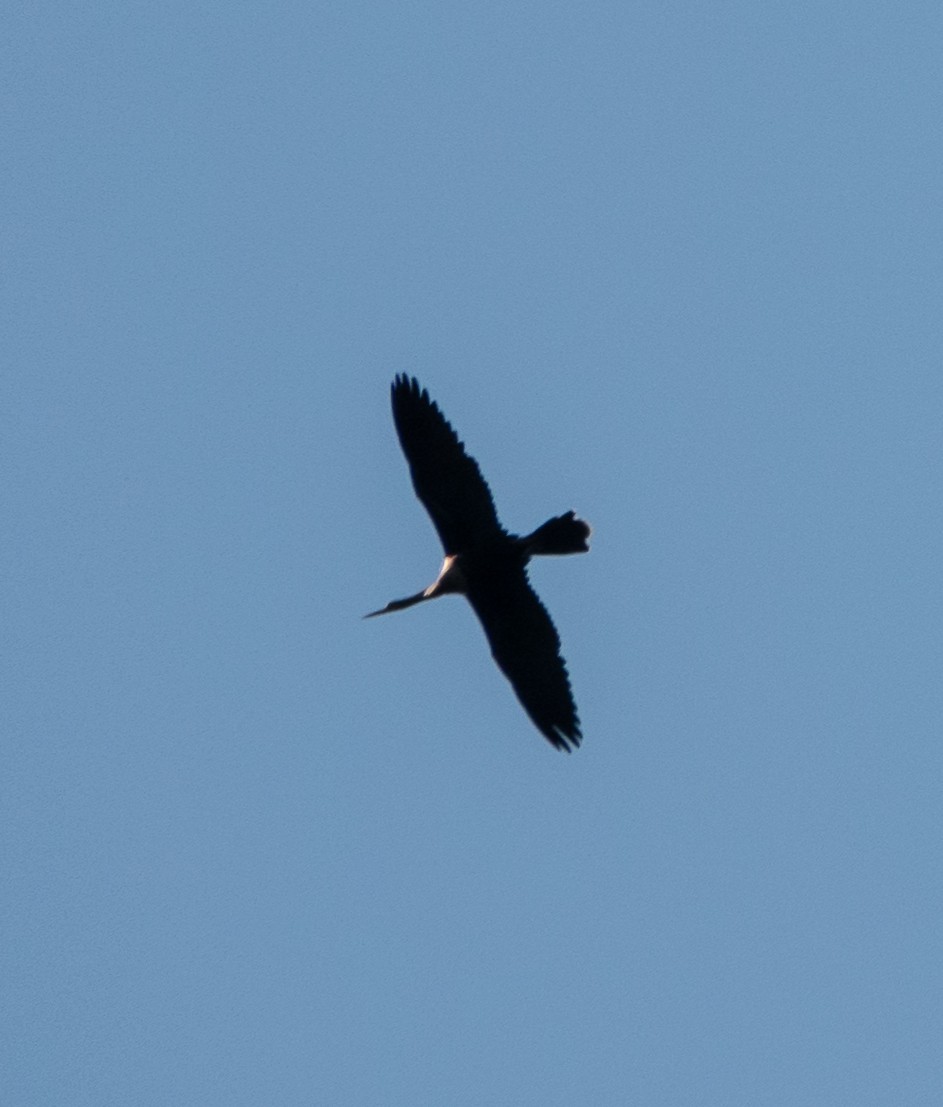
[391,375,504,553]
[466,566,582,751]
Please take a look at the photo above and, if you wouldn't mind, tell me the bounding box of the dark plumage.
[367,375,590,751]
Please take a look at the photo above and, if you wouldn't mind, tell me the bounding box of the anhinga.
[367,375,590,751]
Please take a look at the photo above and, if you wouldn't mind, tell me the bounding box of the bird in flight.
[366,375,590,751]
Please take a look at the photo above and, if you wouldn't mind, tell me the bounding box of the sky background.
[4,3,943,1104]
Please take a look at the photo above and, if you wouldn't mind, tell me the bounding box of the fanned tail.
[520,511,591,556]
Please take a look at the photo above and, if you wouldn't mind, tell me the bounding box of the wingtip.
[547,725,582,753]
[392,373,423,397]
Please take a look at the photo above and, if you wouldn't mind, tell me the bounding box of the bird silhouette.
[366,375,590,751]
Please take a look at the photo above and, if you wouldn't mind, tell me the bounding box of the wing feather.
[391,375,503,553]
[466,566,582,751]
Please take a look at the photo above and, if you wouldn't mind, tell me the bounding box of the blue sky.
[4,3,942,1104]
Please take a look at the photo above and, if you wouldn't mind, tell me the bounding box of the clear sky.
[4,3,942,1104]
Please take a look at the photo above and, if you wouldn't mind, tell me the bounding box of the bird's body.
[367,375,590,751]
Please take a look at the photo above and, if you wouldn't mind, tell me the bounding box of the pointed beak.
[363,591,428,619]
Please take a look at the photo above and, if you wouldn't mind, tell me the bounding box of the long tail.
[519,511,591,556]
